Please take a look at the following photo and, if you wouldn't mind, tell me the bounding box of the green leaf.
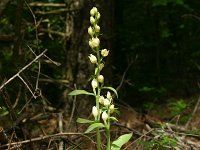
[76,118,94,124]
[85,123,105,133]
[110,117,118,122]
[111,133,133,150]
[102,86,118,98]
[68,90,94,96]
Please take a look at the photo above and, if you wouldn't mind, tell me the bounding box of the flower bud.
[102,111,108,122]
[99,63,104,71]
[107,91,112,100]
[99,96,104,104]
[90,7,98,16]
[89,38,100,48]
[103,98,110,107]
[98,75,104,83]
[91,79,98,89]
[90,16,95,25]
[94,24,100,33]
[110,104,114,113]
[88,54,97,64]
[101,49,109,57]
[92,37,100,48]
[96,12,101,20]
[88,26,94,36]
[92,106,98,118]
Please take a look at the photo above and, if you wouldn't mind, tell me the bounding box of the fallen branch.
[29,2,66,7]
[0,132,95,149]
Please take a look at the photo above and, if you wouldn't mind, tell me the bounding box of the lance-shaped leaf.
[68,90,94,96]
[85,123,105,133]
[111,132,133,150]
[102,86,118,98]
[76,118,94,124]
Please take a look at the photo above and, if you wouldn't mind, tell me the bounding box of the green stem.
[106,128,111,150]
[96,84,101,150]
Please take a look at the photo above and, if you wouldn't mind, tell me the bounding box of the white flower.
[110,104,114,113]
[90,7,98,16]
[88,26,94,36]
[103,98,110,107]
[101,49,109,57]
[92,106,98,118]
[92,37,100,48]
[99,96,105,104]
[91,79,98,89]
[90,16,95,25]
[107,91,112,100]
[89,38,100,48]
[94,24,100,33]
[102,111,108,122]
[88,54,97,64]
[97,75,104,83]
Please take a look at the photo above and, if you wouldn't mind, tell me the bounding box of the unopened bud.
[91,79,98,89]
[88,54,97,64]
[88,26,94,36]
[110,104,114,113]
[107,91,112,100]
[90,16,95,25]
[89,38,100,48]
[98,75,104,83]
[103,98,110,107]
[90,7,98,16]
[99,96,104,104]
[92,106,98,118]
[96,12,101,20]
[99,63,104,71]
[102,111,108,122]
[94,24,100,33]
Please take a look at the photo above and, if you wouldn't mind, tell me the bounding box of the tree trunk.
[63,0,115,111]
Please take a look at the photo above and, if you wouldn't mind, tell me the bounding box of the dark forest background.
[0,0,200,129]
[0,0,200,149]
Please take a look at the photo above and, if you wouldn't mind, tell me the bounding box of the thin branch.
[0,132,96,149]
[29,2,66,7]
[35,8,78,15]
[18,75,35,98]
[25,1,41,91]
[116,55,137,92]
[58,113,63,150]
[0,49,47,91]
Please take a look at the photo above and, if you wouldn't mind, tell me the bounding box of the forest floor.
[0,96,200,149]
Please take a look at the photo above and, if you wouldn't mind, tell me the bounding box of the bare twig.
[25,1,41,92]
[0,132,97,149]
[40,28,67,37]
[116,55,137,92]
[29,2,66,7]
[35,8,78,15]
[0,49,47,91]
[58,113,64,150]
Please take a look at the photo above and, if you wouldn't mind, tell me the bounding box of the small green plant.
[169,99,187,116]
[139,128,177,150]
[69,7,132,150]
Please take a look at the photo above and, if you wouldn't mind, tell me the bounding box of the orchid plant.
[69,7,132,150]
